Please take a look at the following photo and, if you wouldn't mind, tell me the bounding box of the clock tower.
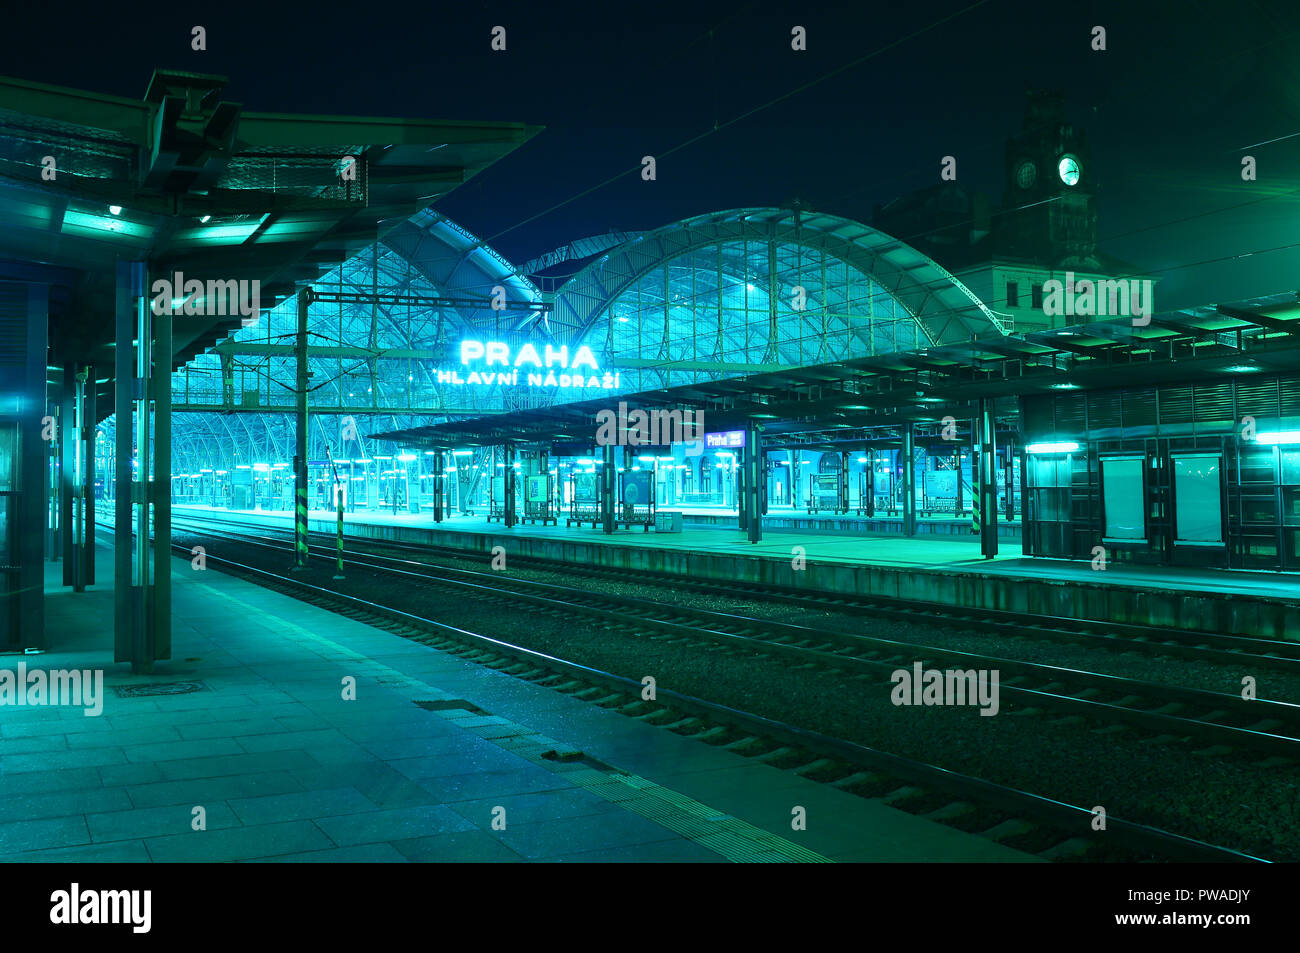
[998,89,1099,269]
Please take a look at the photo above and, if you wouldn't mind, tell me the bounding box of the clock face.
[1016,161,1036,189]
[1058,155,1081,186]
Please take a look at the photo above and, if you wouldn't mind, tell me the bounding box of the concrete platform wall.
[181,507,1300,643]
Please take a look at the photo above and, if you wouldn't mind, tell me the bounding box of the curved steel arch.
[551,207,1006,348]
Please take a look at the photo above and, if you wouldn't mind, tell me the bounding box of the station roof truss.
[538,206,1012,397]
[370,290,1300,450]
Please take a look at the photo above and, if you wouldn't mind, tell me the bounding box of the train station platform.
[0,540,1033,863]
[171,505,1300,642]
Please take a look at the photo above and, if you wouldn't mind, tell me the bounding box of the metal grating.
[1192,381,1233,423]
[1160,385,1193,424]
[1236,377,1280,421]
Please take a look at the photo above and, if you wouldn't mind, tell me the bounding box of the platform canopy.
[0,68,540,413]
[370,290,1300,449]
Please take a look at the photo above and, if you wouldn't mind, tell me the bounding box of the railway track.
[169,516,1300,762]
[134,524,1266,863]
[169,509,1300,672]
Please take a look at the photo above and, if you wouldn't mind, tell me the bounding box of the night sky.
[5,0,1300,310]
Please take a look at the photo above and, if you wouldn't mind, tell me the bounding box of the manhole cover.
[114,681,207,698]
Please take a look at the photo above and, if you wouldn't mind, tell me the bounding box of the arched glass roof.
[548,206,1007,394]
[165,205,1005,471]
[167,211,541,472]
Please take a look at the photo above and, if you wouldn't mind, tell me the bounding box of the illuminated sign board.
[436,340,619,391]
[705,430,746,449]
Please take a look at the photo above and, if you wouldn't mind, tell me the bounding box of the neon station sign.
[437,340,620,391]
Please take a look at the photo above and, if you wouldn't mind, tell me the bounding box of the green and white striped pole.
[333,493,345,581]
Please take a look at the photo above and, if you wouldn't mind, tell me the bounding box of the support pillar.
[864,448,875,518]
[432,450,445,523]
[902,424,916,537]
[5,282,48,649]
[503,444,516,528]
[114,261,168,671]
[601,442,615,534]
[154,289,171,659]
[292,289,311,572]
[1003,437,1015,522]
[81,368,96,586]
[743,425,763,544]
[977,398,999,559]
[60,374,75,585]
[48,401,61,563]
[954,441,964,517]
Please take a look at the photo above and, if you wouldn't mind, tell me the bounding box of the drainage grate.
[113,681,207,698]
[414,698,487,715]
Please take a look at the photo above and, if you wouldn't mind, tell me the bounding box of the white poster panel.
[1173,453,1224,546]
[1101,456,1145,542]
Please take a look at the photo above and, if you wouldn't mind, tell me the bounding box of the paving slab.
[0,541,1038,863]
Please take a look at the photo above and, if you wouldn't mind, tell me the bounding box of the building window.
[1007,281,1019,307]
[1031,283,1043,309]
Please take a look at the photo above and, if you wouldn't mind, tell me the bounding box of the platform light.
[108,205,122,216]
[1026,441,1080,454]
[397,453,417,462]
[452,450,472,456]
[637,455,657,462]
[1256,431,1300,445]
[199,214,211,224]
[446,466,458,473]
[1050,383,1080,390]
[857,457,868,463]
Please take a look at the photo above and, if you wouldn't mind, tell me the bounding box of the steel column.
[601,442,615,534]
[113,263,136,661]
[744,426,762,543]
[978,398,999,559]
[865,448,875,518]
[902,424,916,537]
[60,375,75,585]
[8,282,48,649]
[504,444,516,528]
[292,289,311,572]
[1004,437,1015,522]
[81,367,96,586]
[432,450,445,522]
[154,285,171,660]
